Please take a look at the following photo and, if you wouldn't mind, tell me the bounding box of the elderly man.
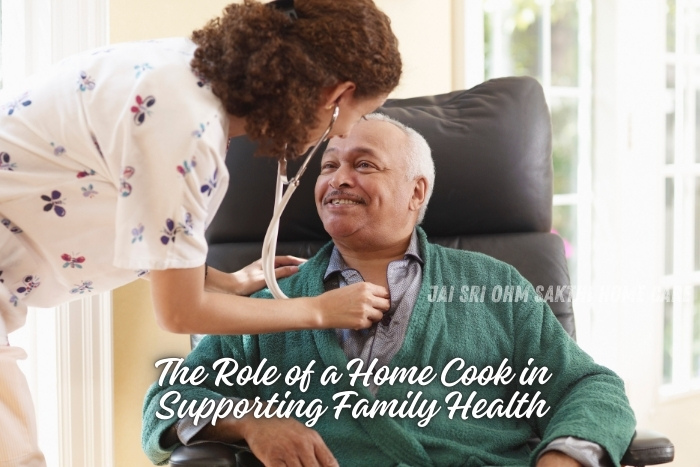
[142,115,635,467]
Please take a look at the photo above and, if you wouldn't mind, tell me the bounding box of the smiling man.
[142,115,635,467]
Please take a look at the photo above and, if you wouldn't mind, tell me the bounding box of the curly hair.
[191,0,402,159]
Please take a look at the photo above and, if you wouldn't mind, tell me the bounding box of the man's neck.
[334,233,413,289]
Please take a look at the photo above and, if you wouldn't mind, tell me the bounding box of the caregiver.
[0,0,401,465]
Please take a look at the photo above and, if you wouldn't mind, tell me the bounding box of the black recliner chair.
[170,76,674,466]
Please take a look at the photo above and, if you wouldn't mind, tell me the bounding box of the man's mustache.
[322,190,366,205]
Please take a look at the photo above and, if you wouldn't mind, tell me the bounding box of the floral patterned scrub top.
[0,38,230,334]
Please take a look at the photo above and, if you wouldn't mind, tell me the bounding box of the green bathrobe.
[142,228,635,466]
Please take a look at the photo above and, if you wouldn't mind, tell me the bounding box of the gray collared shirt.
[324,230,423,395]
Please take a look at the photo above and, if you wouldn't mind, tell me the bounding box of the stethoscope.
[262,104,340,299]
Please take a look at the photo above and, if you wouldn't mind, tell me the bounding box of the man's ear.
[409,177,428,212]
[322,82,357,108]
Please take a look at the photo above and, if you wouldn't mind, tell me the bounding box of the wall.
[110,0,233,43]
[110,4,233,466]
[113,281,190,467]
[649,394,700,467]
[374,0,453,98]
[109,2,454,466]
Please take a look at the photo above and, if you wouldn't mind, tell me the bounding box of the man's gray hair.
[364,113,435,224]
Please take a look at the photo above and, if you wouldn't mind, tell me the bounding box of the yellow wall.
[374,0,453,98]
[112,281,191,467]
[110,0,234,43]
[649,394,700,467]
[110,3,233,466]
[110,2,454,466]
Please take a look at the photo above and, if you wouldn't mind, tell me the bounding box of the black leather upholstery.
[380,77,553,236]
[169,443,262,467]
[205,76,575,337]
[621,430,675,466]
[170,444,240,467]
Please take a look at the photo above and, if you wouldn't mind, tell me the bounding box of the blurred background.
[1,0,697,465]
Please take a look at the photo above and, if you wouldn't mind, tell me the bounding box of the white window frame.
[455,0,594,346]
[661,0,700,397]
[456,0,670,424]
[1,0,114,465]
[590,0,667,422]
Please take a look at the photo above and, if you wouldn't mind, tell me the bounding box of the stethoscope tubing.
[262,104,340,299]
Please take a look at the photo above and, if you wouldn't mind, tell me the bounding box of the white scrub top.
[0,38,230,333]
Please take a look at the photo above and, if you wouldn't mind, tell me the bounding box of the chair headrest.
[206,76,553,245]
[381,76,553,235]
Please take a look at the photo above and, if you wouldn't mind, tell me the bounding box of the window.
[663,0,700,393]
[1,1,114,464]
[0,4,3,90]
[460,0,698,442]
[484,0,591,284]
[480,0,593,338]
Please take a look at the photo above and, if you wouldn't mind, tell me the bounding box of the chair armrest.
[621,429,674,466]
[169,443,238,467]
[167,430,675,466]
[169,442,264,467]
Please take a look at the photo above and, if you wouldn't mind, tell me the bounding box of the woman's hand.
[310,282,390,329]
[151,265,387,335]
[223,255,306,296]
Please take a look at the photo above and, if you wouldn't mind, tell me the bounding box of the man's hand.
[240,416,338,467]
[312,282,390,329]
[536,451,584,467]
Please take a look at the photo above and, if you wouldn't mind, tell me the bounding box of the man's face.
[315,119,422,248]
